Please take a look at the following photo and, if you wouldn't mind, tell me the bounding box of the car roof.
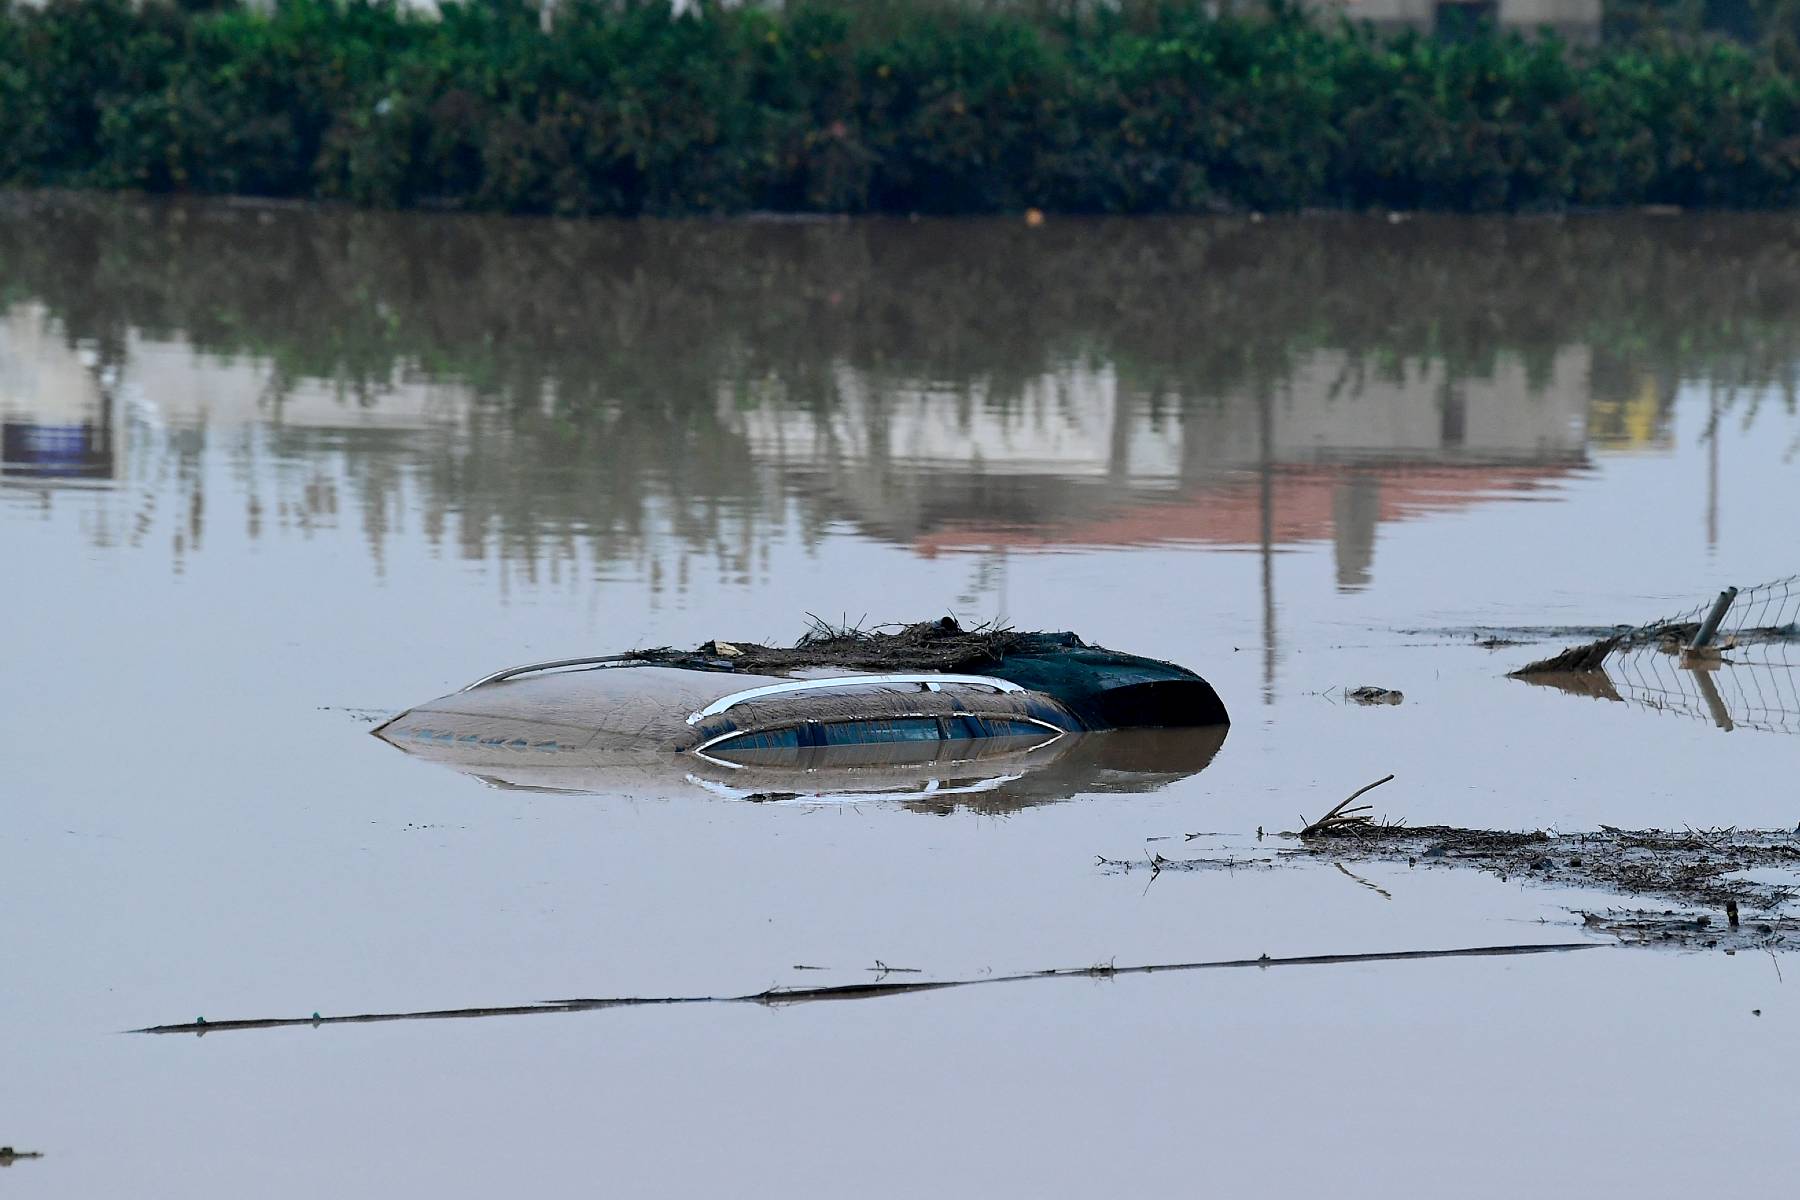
[376,665,791,752]
[692,684,1061,747]
[375,664,1066,756]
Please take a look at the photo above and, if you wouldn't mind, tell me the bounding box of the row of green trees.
[4,0,1800,213]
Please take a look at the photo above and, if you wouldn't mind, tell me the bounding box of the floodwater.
[4,194,1800,1196]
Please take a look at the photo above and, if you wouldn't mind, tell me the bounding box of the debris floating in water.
[1580,908,1800,951]
[1296,774,1396,837]
[1344,686,1403,705]
[642,616,1026,675]
[133,940,1593,1036]
[1110,820,1800,947]
[1510,634,1625,676]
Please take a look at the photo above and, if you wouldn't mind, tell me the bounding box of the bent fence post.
[1690,587,1739,651]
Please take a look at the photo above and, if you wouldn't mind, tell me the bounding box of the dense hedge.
[5,0,1800,213]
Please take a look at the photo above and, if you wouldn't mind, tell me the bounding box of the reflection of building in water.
[0,305,121,487]
[125,339,472,434]
[728,346,1594,591]
[1586,371,1675,452]
[728,344,1599,705]
[5,292,1684,617]
[0,303,784,592]
[0,302,488,567]
[125,339,482,571]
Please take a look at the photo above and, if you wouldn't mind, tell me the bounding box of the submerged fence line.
[1541,574,1800,734]
[1625,573,1800,654]
[1612,648,1800,734]
[9,0,1800,214]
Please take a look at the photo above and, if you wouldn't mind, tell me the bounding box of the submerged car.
[373,623,1229,803]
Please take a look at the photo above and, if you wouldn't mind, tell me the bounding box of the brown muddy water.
[4,194,1800,1197]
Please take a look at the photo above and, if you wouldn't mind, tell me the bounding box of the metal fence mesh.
[1602,575,1800,734]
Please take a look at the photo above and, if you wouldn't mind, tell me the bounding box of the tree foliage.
[3,0,1799,213]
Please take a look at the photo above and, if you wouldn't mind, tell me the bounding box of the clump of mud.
[1509,635,1624,675]
[1581,908,1800,951]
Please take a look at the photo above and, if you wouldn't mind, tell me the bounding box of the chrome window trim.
[684,673,1025,726]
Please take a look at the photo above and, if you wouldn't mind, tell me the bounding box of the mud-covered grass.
[1104,824,1800,948]
[1299,824,1800,910]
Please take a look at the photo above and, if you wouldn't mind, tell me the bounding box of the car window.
[708,715,1049,754]
[708,727,802,753]
[817,718,943,746]
[949,715,1047,739]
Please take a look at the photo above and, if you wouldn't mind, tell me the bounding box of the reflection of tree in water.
[258,397,776,591]
[3,195,1798,581]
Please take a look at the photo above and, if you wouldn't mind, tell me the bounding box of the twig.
[1300,773,1396,837]
[1334,861,1394,900]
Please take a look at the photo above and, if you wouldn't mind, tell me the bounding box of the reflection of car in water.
[1,306,122,487]
[374,628,1229,807]
[1,418,117,484]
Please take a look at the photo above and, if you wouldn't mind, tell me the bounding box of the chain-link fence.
[1588,575,1800,734]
